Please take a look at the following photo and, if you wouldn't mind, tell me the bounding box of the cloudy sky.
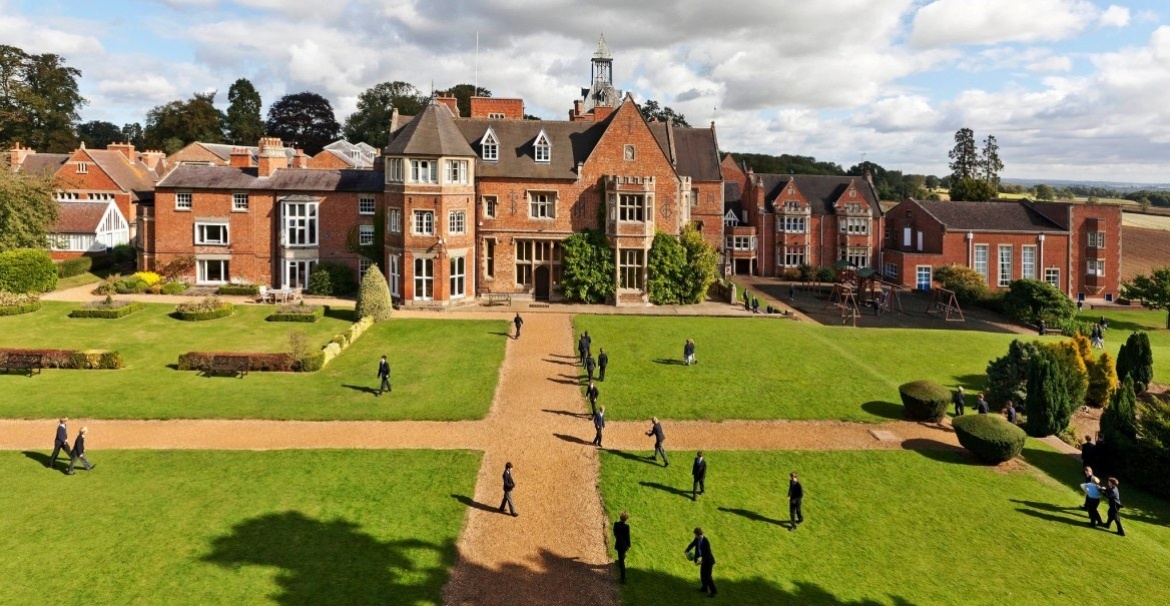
[4,0,1170,182]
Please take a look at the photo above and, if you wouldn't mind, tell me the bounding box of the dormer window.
[534,130,551,163]
[481,129,499,161]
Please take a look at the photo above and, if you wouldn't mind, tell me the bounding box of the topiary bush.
[953,412,1027,463]
[56,256,93,278]
[216,284,260,296]
[267,303,324,322]
[898,380,951,422]
[355,265,392,322]
[0,249,57,293]
[174,296,233,321]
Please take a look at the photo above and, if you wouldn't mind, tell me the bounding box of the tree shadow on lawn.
[450,494,504,514]
[639,481,695,500]
[1020,444,1170,527]
[652,358,686,366]
[341,384,380,395]
[605,449,662,467]
[860,401,902,420]
[718,506,789,528]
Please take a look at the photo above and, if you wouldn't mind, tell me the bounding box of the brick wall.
[469,97,525,120]
[167,145,227,167]
[308,151,350,170]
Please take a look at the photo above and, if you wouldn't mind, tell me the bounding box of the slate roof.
[86,150,160,200]
[456,119,606,180]
[724,181,742,204]
[157,165,383,192]
[18,153,69,175]
[54,202,110,233]
[321,140,377,168]
[914,200,1067,232]
[647,124,722,182]
[758,174,882,217]
[387,103,476,157]
[196,142,296,162]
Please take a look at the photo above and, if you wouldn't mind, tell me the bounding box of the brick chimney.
[230,147,252,168]
[257,137,287,177]
[108,141,136,160]
[140,149,166,171]
[436,96,459,116]
[293,148,309,169]
[5,142,35,169]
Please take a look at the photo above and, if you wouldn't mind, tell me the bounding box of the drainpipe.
[1038,232,1046,288]
[966,231,974,266]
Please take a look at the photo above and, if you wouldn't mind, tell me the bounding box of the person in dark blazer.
[48,417,72,470]
[586,381,599,417]
[692,452,707,500]
[976,393,989,414]
[598,348,608,381]
[1004,400,1018,424]
[66,426,95,474]
[376,355,391,396]
[646,417,668,466]
[685,527,717,597]
[513,313,524,339]
[499,462,517,516]
[578,332,591,366]
[1081,436,1097,469]
[613,511,631,583]
[952,386,965,416]
[1103,477,1125,536]
[788,472,804,530]
[585,353,596,382]
[592,406,606,447]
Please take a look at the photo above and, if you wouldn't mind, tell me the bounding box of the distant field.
[1121,226,1170,282]
[1123,212,1170,231]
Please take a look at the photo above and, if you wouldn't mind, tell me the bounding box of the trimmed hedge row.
[69,301,145,319]
[321,315,374,366]
[177,350,326,373]
[952,414,1027,463]
[898,380,951,422]
[0,300,42,316]
[0,348,123,369]
[174,302,234,321]
[0,249,57,293]
[217,284,260,296]
[267,306,325,322]
[56,256,93,278]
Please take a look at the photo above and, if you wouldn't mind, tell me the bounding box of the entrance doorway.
[534,266,551,301]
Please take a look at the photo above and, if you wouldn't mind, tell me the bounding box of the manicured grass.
[573,316,1019,421]
[599,445,1170,605]
[1,449,479,605]
[0,302,506,420]
[54,271,105,290]
[1094,308,1170,380]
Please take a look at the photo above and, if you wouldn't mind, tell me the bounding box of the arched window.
[534,130,551,163]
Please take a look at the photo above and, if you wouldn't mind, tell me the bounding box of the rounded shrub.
[898,380,951,422]
[0,249,57,293]
[952,414,1027,463]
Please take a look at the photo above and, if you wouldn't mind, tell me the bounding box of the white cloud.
[911,0,1100,47]
[1099,5,1131,28]
[1028,55,1074,72]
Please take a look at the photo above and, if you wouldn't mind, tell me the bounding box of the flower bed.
[0,292,41,316]
[96,275,188,295]
[174,296,233,321]
[69,298,145,319]
[267,303,324,323]
[0,347,123,369]
[217,284,260,296]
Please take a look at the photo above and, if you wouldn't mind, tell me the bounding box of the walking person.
[646,417,669,466]
[586,381,600,417]
[1004,400,1018,424]
[692,451,707,500]
[1081,476,1104,527]
[598,348,608,381]
[592,406,606,447]
[1081,436,1097,470]
[752,297,760,314]
[613,511,631,583]
[952,386,966,416]
[1103,477,1125,536]
[789,284,796,302]
[48,417,72,471]
[685,527,717,597]
[498,462,517,516]
[513,313,524,339]
[976,392,989,414]
[66,426,95,475]
[684,339,696,366]
[788,472,804,531]
[585,352,596,382]
[376,355,391,396]
[578,332,590,366]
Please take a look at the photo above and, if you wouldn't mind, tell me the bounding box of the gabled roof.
[647,124,722,182]
[758,174,882,217]
[54,201,113,233]
[455,119,607,180]
[17,153,69,176]
[913,200,1067,232]
[386,102,476,157]
[85,150,160,200]
[157,165,383,192]
[195,142,296,162]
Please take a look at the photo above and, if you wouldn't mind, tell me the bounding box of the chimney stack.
[5,142,35,169]
[435,96,459,116]
[293,148,309,169]
[140,150,166,171]
[257,137,288,177]
[108,141,136,161]
[230,147,252,168]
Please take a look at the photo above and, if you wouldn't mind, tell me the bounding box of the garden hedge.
[0,249,57,293]
[69,301,145,319]
[267,306,324,322]
[177,350,325,373]
[0,348,123,369]
[0,298,41,316]
[952,414,1027,463]
[217,284,260,296]
[56,256,93,278]
[898,380,952,422]
[174,302,234,321]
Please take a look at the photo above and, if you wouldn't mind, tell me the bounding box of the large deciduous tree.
[343,81,425,148]
[0,165,58,250]
[0,44,86,152]
[144,92,226,153]
[639,99,690,127]
[225,78,264,145]
[77,120,122,148]
[1123,267,1170,329]
[120,123,144,148]
[438,83,491,118]
[265,91,340,155]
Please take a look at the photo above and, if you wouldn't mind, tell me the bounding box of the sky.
[4,0,1170,183]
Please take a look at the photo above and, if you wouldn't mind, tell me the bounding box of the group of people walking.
[46,417,94,475]
[1080,466,1125,536]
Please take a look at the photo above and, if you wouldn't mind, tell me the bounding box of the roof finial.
[594,34,612,60]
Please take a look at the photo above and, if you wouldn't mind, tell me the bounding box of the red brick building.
[882,198,1123,299]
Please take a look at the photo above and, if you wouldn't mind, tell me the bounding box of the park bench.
[1,353,43,376]
[205,355,250,378]
[483,292,512,306]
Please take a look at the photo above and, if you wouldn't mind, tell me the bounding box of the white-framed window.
[388,208,402,234]
[534,130,551,163]
[176,192,192,210]
[842,247,870,268]
[388,254,401,297]
[413,210,434,235]
[485,238,495,279]
[359,196,375,215]
[387,158,404,182]
[515,240,562,286]
[1021,245,1037,280]
[619,249,644,290]
[284,259,316,289]
[283,201,319,246]
[196,259,229,285]
[481,130,499,161]
[448,210,466,235]
[89,192,114,201]
[725,236,754,251]
[359,224,375,246]
[916,265,932,291]
[529,192,555,219]
[232,192,248,211]
[884,262,897,279]
[49,234,98,252]
[780,246,807,268]
[1088,259,1105,277]
[55,191,80,202]
[841,217,868,234]
[487,112,505,120]
[414,257,433,300]
[410,159,436,183]
[998,245,1013,287]
[973,244,989,281]
[781,200,802,212]
[780,216,807,233]
[77,162,88,174]
[445,160,468,184]
[1045,267,1060,287]
[195,223,229,246]
[619,194,645,222]
[1088,231,1106,248]
[483,195,497,218]
[359,257,373,277]
[450,256,466,298]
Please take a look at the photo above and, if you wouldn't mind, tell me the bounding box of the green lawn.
[599,445,1170,605]
[573,316,1019,421]
[0,449,479,605]
[54,271,106,290]
[1095,308,1170,380]
[0,302,506,420]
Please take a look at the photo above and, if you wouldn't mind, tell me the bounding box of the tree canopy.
[0,165,58,250]
[947,128,1003,201]
[640,100,690,127]
[225,78,264,145]
[77,120,123,149]
[1123,267,1170,329]
[265,91,340,155]
[438,83,491,118]
[730,152,844,176]
[144,91,226,153]
[0,44,86,152]
[343,81,425,148]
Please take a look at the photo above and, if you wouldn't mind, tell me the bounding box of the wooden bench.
[2,353,43,376]
[205,355,250,378]
[482,292,512,306]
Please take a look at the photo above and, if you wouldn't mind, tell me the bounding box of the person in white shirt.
[1080,476,1104,527]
